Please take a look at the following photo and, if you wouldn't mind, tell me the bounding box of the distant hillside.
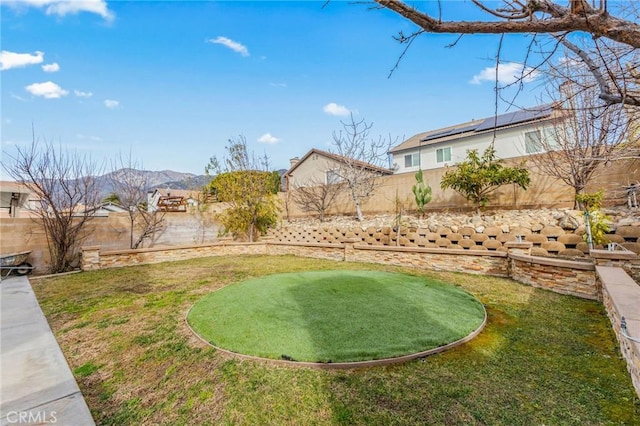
[97,168,287,199]
[97,168,211,198]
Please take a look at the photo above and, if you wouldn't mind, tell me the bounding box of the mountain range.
[97,168,287,199]
[97,169,212,198]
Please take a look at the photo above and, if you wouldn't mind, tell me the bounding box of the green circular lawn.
[187,270,485,363]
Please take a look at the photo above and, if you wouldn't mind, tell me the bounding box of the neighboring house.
[82,202,128,217]
[147,188,200,212]
[0,181,41,218]
[389,104,560,174]
[284,148,393,190]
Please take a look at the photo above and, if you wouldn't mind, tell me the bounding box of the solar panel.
[420,123,480,142]
[475,106,551,132]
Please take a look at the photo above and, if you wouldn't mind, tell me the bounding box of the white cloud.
[104,99,119,109]
[269,82,287,88]
[74,89,93,98]
[1,50,44,71]
[323,102,351,117]
[207,36,249,57]
[25,81,68,99]
[4,0,114,21]
[76,133,102,141]
[257,133,280,144]
[42,62,60,72]
[470,62,540,85]
[11,93,28,102]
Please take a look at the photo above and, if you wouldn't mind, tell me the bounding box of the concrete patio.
[1,276,94,425]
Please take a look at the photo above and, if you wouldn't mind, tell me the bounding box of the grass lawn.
[32,255,640,425]
[187,270,485,363]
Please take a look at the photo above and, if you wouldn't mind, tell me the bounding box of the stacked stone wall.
[82,241,605,301]
[509,254,598,300]
[598,266,640,399]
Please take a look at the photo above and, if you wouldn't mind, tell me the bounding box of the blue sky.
[1,0,547,176]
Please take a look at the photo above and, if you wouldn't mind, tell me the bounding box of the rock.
[558,212,580,230]
[475,225,485,234]
[501,224,510,233]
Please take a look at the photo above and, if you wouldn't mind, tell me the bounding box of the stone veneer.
[597,266,640,399]
[509,253,598,300]
[82,240,603,300]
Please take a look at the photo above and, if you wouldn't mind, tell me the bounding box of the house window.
[436,147,451,163]
[404,153,419,168]
[525,130,543,154]
[326,169,341,184]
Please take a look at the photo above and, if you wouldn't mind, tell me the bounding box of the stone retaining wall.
[597,266,640,399]
[82,240,622,301]
[268,223,640,258]
[509,253,598,300]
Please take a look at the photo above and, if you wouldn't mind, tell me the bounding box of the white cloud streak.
[257,133,280,144]
[104,99,119,109]
[4,0,114,21]
[470,62,540,85]
[1,50,44,71]
[25,81,68,99]
[42,62,60,72]
[207,36,249,57]
[323,102,351,117]
[74,89,93,98]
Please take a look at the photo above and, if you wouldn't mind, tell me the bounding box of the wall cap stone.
[590,249,638,260]
[354,244,508,257]
[268,241,344,249]
[509,252,595,270]
[98,242,228,256]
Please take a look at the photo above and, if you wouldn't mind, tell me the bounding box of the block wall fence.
[81,240,640,397]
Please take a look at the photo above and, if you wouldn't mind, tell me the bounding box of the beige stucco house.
[284,148,393,190]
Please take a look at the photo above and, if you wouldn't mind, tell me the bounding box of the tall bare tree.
[375,0,639,107]
[527,62,634,206]
[108,152,165,249]
[330,114,395,222]
[290,178,343,222]
[3,137,102,273]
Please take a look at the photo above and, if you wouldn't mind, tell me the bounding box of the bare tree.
[330,114,395,222]
[3,137,102,273]
[108,152,165,249]
[375,0,640,107]
[527,62,634,206]
[290,178,343,222]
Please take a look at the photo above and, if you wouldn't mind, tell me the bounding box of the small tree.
[3,137,102,273]
[330,114,395,222]
[412,169,432,218]
[440,145,530,210]
[108,152,165,249]
[290,178,342,222]
[205,136,280,241]
[576,190,610,248]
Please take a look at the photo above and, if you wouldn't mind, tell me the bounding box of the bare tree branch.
[376,0,640,47]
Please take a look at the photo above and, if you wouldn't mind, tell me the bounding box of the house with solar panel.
[389,105,559,174]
